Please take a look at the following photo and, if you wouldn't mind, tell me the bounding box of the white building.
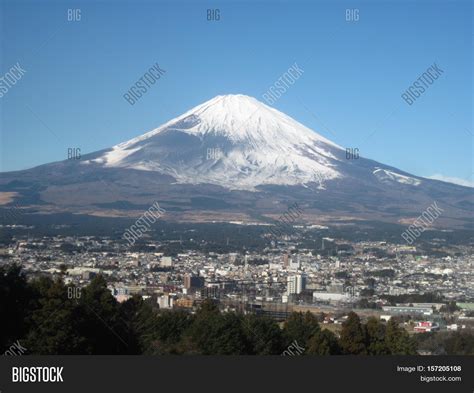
[312,292,351,302]
[287,274,306,295]
[160,256,173,267]
[158,294,174,309]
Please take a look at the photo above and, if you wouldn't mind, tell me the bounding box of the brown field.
[0,192,18,205]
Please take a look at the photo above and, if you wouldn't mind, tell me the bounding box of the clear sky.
[1,0,472,185]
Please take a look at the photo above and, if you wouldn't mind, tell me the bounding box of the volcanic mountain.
[1,94,472,228]
[92,94,343,190]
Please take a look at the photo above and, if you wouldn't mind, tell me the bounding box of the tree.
[307,329,341,355]
[365,317,389,355]
[0,264,35,352]
[76,275,129,354]
[187,300,250,354]
[243,314,284,355]
[384,319,416,355]
[339,312,366,354]
[147,309,194,354]
[283,312,321,349]
[118,295,157,354]
[58,264,68,276]
[24,277,87,354]
[443,332,474,355]
[440,301,459,313]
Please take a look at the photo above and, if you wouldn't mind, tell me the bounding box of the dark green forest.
[1,264,472,355]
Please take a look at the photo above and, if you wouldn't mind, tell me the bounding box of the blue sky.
[1,0,472,185]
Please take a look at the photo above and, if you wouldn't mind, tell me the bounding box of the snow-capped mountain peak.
[90,94,347,190]
[117,94,342,150]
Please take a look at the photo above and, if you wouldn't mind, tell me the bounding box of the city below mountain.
[0,94,472,229]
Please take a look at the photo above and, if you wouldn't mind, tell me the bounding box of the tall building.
[184,274,204,289]
[287,274,306,295]
[200,286,220,299]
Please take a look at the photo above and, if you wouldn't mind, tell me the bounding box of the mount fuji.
[0,94,472,229]
[91,94,344,190]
